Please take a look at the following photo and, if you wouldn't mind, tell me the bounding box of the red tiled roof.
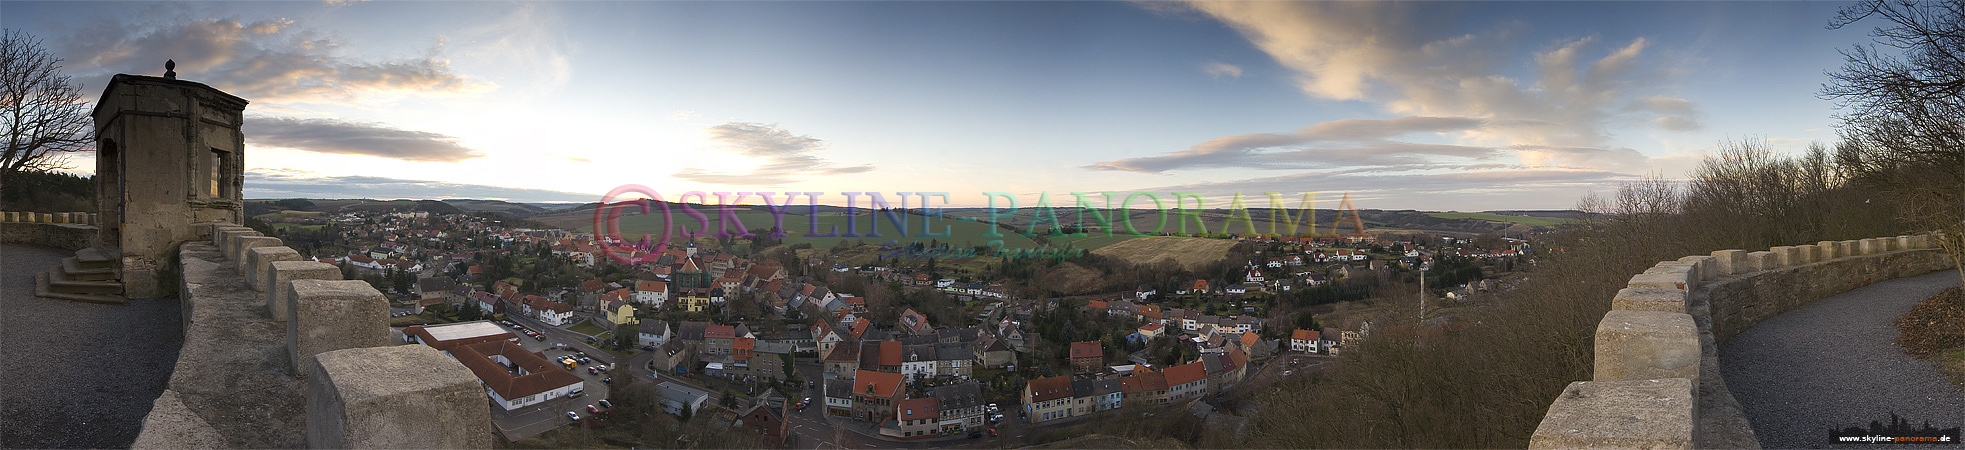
[1164,361,1207,386]
[879,341,902,366]
[1025,375,1073,402]
[897,397,938,421]
[1070,341,1103,359]
[853,370,904,398]
[1292,329,1320,341]
[1139,323,1164,332]
[1120,370,1167,393]
[450,340,583,401]
[637,280,666,292]
[706,325,735,339]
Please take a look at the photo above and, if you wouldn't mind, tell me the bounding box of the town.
[247,199,1534,447]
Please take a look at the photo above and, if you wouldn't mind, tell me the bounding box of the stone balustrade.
[133,223,492,449]
[0,211,97,225]
[1531,233,1952,449]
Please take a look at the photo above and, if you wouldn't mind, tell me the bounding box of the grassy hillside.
[1089,236,1239,271]
[1425,211,1573,226]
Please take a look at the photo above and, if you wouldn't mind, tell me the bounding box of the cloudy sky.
[3,1,1871,210]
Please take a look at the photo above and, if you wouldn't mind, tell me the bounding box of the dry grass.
[1897,286,1965,387]
[1090,236,1237,271]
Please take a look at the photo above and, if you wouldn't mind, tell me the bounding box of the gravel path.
[1,243,184,448]
[1720,271,1965,449]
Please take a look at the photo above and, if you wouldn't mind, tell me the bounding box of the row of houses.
[637,320,795,382]
[1023,347,1250,424]
[1084,300,1262,336]
[822,373,991,439]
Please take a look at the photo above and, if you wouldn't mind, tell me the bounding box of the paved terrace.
[1721,271,1965,449]
[0,243,183,448]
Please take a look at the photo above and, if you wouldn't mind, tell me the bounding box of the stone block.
[1676,256,1717,281]
[2,211,14,222]
[1798,244,1820,263]
[268,261,342,323]
[1612,288,1688,313]
[1530,378,1695,450]
[1897,235,1912,250]
[1911,234,1932,249]
[1628,270,1690,291]
[1594,310,1699,382]
[1746,251,1779,271]
[307,345,493,449]
[214,228,258,257]
[1652,261,1701,282]
[246,246,304,292]
[1771,246,1801,266]
[1860,238,1884,254]
[1841,240,1860,256]
[232,236,282,272]
[1710,250,1747,276]
[1816,241,1839,260]
[286,279,390,376]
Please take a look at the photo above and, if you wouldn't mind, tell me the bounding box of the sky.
[1,1,1880,211]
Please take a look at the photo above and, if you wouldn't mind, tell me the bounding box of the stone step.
[46,268,123,295]
[75,247,116,270]
[35,271,127,305]
[61,257,119,281]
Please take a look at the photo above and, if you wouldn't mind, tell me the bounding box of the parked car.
[598,399,613,409]
[641,345,655,351]
[586,405,600,414]
[588,367,599,375]
[601,378,612,384]
[988,428,997,437]
[566,411,580,421]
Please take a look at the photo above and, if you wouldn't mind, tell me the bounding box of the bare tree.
[1823,0,1965,283]
[1,29,92,175]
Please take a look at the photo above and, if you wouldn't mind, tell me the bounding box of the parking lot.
[393,319,621,442]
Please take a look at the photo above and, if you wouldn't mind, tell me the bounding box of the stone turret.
[88,67,250,299]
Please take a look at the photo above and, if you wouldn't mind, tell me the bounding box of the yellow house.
[677,288,710,312]
[600,289,638,328]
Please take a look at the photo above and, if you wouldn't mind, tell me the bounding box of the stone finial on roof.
[165,59,177,79]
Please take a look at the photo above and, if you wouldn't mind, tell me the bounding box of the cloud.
[1168,1,1701,148]
[247,117,484,162]
[59,17,494,105]
[671,122,874,186]
[245,169,595,203]
[1085,116,1497,173]
[1139,167,1631,211]
[1202,61,1243,79]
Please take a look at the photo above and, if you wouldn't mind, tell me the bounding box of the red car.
[586,405,600,414]
[988,428,997,437]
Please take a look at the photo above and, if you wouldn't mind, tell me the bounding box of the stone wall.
[132,224,492,449]
[1530,234,1953,450]
[1,212,98,250]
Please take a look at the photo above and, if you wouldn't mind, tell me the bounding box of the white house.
[1290,329,1322,353]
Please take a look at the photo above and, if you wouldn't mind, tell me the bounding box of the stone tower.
[90,70,249,298]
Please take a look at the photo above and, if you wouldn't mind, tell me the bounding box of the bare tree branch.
[1,29,92,176]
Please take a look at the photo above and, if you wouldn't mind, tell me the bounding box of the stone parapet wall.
[1531,233,1953,450]
[134,224,492,449]
[0,211,97,225]
[0,222,97,250]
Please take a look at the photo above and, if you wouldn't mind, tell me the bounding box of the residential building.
[1022,375,1074,424]
[933,382,985,433]
[1069,341,1104,374]
[1120,369,1169,407]
[888,398,939,439]
[824,378,856,417]
[638,320,672,348]
[1164,361,1208,403]
[634,280,669,308]
[738,399,790,444]
[449,340,584,410]
[1290,329,1321,353]
[852,370,906,422]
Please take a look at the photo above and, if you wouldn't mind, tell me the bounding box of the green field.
[1424,212,1572,226]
